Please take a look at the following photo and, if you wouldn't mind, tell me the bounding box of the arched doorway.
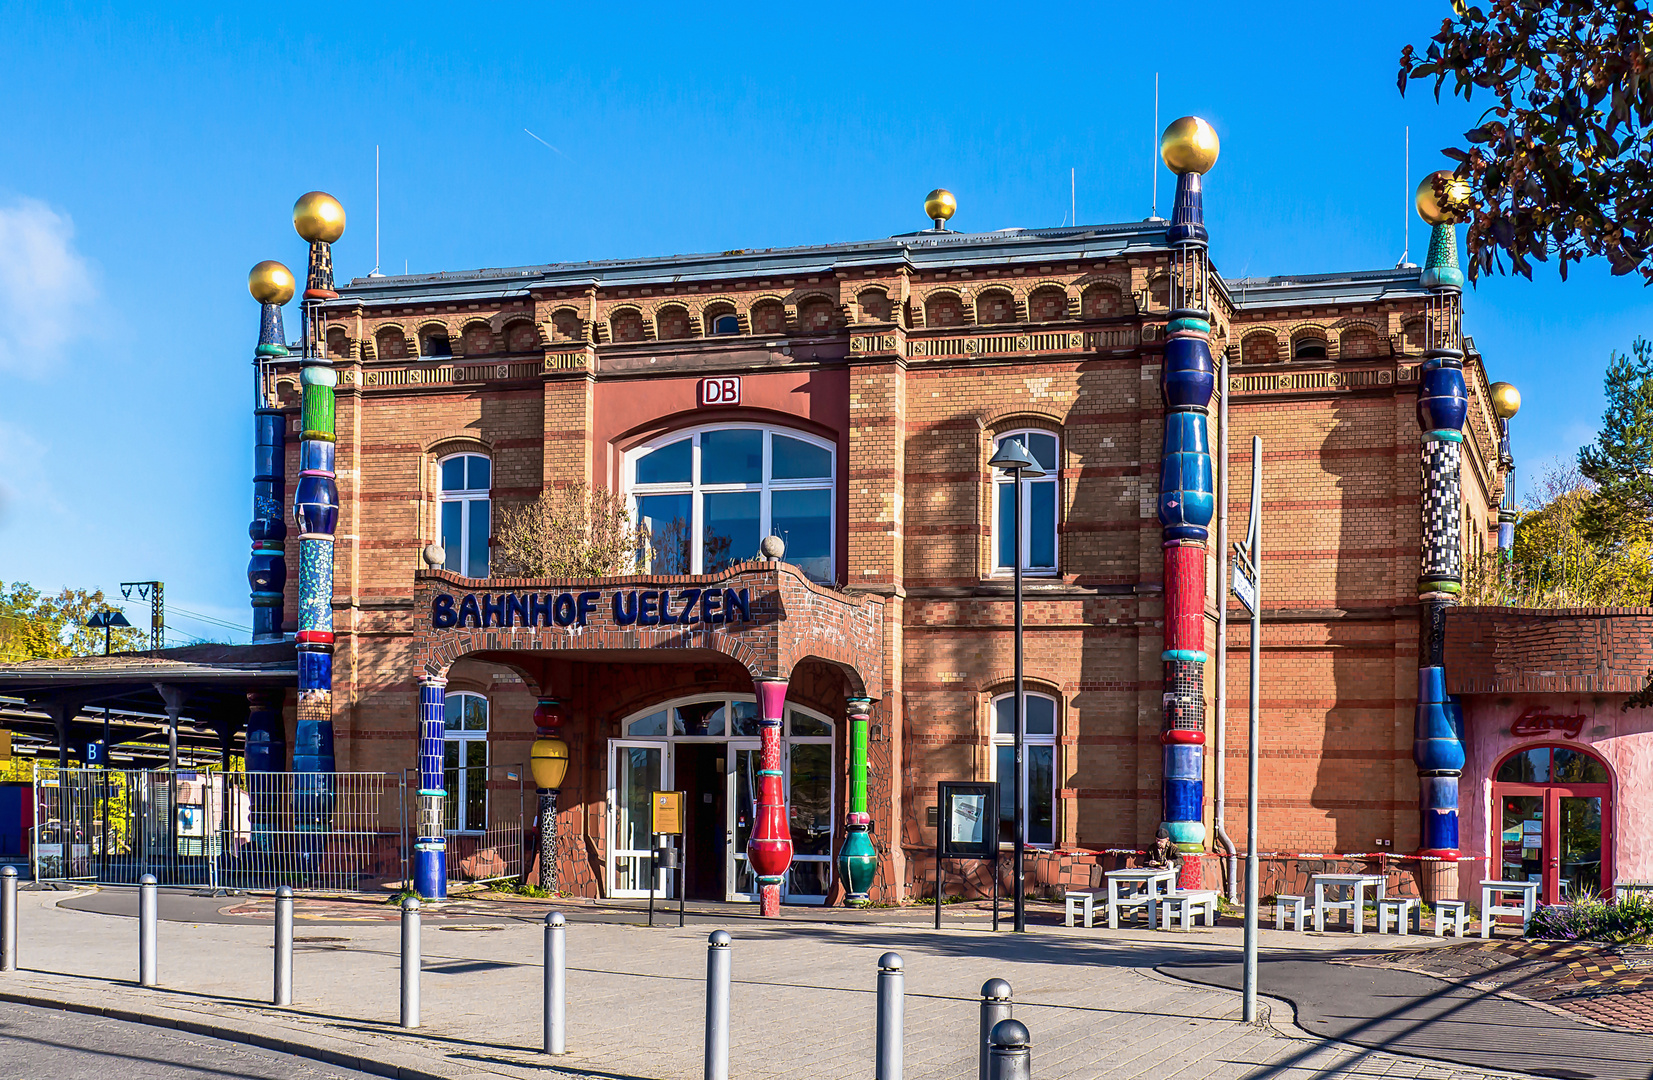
[1492,744,1613,903]
[609,694,835,904]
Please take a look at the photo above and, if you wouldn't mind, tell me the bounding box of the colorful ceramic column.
[1157,117,1220,890]
[531,695,572,893]
[746,679,794,916]
[291,192,345,782]
[248,261,294,648]
[836,696,876,904]
[415,676,447,898]
[1413,171,1470,861]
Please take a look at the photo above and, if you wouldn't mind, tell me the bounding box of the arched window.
[420,328,453,358]
[442,691,489,833]
[439,453,491,578]
[992,430,1059,575]
[626,425,835,582]
[1292,336,1327,361]
[710,314,740,335]
[990,691,1058,847]
[1494,743,1612,902]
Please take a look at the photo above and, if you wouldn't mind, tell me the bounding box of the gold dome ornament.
[293,191,346,243]
[248,260,295,305]
[1160,116,1220,175]
[924,188,957,229]
[1416,170,1472,226]
[1489,381,1522,420]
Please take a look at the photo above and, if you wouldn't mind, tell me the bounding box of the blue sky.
[1,2,1646,644]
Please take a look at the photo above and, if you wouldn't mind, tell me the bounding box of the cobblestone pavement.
[1362,939,1653,1034]
[0,888,1550,1080]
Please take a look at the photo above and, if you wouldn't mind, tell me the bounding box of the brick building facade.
[255,214,1515,904]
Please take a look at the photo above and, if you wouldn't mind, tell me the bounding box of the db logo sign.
[699,377,740,406]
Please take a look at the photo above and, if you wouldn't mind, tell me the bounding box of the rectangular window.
[991,694,1057,847]
[992,432,1060,575]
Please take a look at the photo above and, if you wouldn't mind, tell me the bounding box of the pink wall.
[1461,693,1653,897]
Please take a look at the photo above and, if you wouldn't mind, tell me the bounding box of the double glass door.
[1494,745,1612,904]
[608,738,761,902]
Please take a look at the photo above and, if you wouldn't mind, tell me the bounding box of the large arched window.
[990,691,1058,847]
[439,453,491,578]
[1494,743,1613,902]
[625,425,835,582]
[443,691,489,833]
[992,430,1060,575]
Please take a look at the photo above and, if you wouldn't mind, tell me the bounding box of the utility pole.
[1232,436,1262,1023]
[120,582,165,651]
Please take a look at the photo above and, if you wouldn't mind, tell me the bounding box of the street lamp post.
[84,610,132,656]
[987,438,1046,933]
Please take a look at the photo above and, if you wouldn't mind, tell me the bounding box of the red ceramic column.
[746,679,794,916]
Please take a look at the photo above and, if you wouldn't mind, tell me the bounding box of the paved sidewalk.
[0,888,1555,1080]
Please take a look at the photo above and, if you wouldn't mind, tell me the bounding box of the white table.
[1105,868,1177,929]
[1480,879,1539,937]
[1311,873,1386,933]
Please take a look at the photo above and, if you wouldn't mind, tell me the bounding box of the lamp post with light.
[84,610,133,656]
[986,437,1046,933]
[531,697,571,893]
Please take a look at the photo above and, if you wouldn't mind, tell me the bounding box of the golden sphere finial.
[924,188,957,227]
[1489,381,1521,420]
[248,260,296,305]
[1416,170,1472,226]
[293,191,346,244]
[1160,116,1220,175]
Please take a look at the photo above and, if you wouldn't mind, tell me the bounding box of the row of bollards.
[1,880,1032,1077]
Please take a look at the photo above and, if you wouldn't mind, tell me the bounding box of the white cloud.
[0,418,66,536]
[0,198,97,376]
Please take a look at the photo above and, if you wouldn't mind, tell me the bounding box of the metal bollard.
[978,979,1013,1080]
[703,930,731,1080]
[274,885,293,1006]
[138,874,158,987]
[1,866,16,972]
[988,1018,1032,1080]
[876,951,904,1080]
[544,912,566,1055]
[400,896,420,1029]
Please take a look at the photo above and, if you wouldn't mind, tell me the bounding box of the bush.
[1527,892,1653,944]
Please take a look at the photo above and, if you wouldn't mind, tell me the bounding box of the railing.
[447,767,528,886]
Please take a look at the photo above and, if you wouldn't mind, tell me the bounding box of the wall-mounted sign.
[699,377,740,406]
[431,588,754,629]
[1510,708,1587,739]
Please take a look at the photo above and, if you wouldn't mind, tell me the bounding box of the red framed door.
[1494,745,1612,904]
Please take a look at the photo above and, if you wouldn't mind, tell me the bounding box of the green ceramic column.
[837,696,877,904]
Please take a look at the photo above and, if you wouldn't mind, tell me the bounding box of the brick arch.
[975,672,1068,699]
[922,288,967,328]
[700,297,741,334]
[856,287,893,323]
[325,325,351,359]
[374,324,411,360]
[975,286,1018,325]
[749,295,787,335]
[548,306,584,343]
[1145,272,1170,309]
[654,303,694,341]
[502,318,542,353]
[1026,283,1071,322]
[984,409,1065,437]
[607,305,647,344]
[1401,317,1428,352]
[425,432,494,457]
[423,628,773,685]
[1240,329,1280,364]
[459,318,497,356]
[1080,282,1125,319]
[1338,324,1385,360]
[796,293,840,334]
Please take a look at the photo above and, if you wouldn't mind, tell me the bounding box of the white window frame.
[442,690,489,835]
[624,424,836,582]
[988,691,1059,849]
[990,429,1060,577]
[607,693,836,902]
[437,452,491,579]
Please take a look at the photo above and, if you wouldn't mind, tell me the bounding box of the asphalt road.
[0,1001,379,1079]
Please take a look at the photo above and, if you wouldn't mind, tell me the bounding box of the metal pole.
[1243,434,1262,1023]
[138,873,157,987]
[400,895,420,1029]
[0,866,16,972]
[544,912,566,1055]
[1012,467,1026,934]
[876,951,904,1080]
[274,885,293,1006]
[978,979,1012,1080]
[988,1018,1032,1080]
[704,930,731,1080]
[1216,344,1237,902]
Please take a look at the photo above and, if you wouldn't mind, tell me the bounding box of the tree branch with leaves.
[490,484,645,579]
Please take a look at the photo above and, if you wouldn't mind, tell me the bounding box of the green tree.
[490,484,645,579]
[0,581,146,658]
[1399,1,1653,282]
[1577,339,1653,577]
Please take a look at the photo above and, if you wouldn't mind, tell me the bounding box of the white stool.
[1157,889,1219,930]
[1274,894,1307,931]
[1378,896,1420,935]
[1434,899,1469,937]
[1064,891,1095,928]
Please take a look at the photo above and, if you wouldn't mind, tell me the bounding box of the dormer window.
[711,314,740,335]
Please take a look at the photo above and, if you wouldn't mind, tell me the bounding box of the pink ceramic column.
[746,679,794,916]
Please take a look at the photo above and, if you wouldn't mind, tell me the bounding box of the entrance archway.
[609,693,835,904]
[1492,744,1613,903]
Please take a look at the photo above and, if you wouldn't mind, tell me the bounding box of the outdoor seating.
[1311,873,1384,933]
[1480,880,1539,938]
[1274,894,1307,931]
[1434,899,1469,937]
[1105,868,1176,930]
[1155,889,1219,931]
[1064,891,1096,928]
[1377,896,1420,935]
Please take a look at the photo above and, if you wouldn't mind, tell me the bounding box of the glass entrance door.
[609,741,666,898]
[726,741,758,903]
[1494,745,1612,904]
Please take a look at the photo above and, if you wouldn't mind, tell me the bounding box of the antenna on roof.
[1071,167,1076,227]
[1396,127,1415,269]
[369,145,384,278]
[1151,73,1159,219]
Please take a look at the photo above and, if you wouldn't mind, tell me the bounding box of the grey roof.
[330,222,1174,307]
[1226,266,1430,309]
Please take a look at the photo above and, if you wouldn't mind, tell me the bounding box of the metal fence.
[444,767,528,886]
[35,768,401,892]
